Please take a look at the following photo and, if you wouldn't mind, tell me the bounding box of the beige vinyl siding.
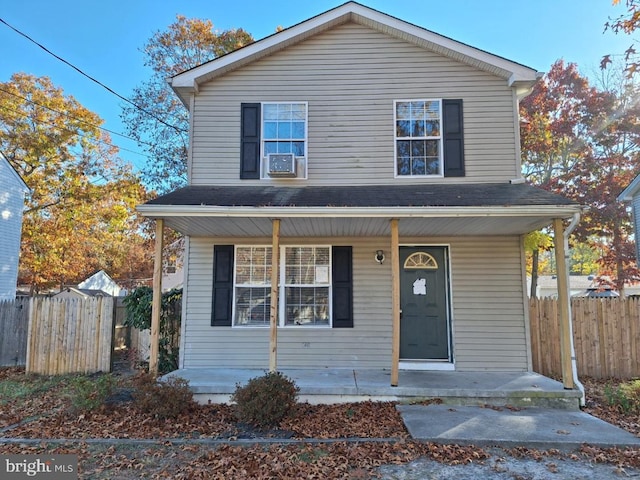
[448,236,528,371]
[190,23,520,186]
[181,235,527,371]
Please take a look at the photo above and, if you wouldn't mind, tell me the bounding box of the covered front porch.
[165,368,581,409]
[140,183,584,398]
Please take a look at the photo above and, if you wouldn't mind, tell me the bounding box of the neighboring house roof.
[78,270,124,296]
[0,156,29,192]
[618,173,640,202]
[170,1,540,106]
[54,287,110,298]
[139,183,581,237]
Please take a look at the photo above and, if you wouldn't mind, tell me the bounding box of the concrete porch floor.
[165,368,582,409]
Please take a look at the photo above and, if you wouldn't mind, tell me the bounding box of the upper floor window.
[395,100,442,176]
[262,103,307,158]
[240,102,308,180]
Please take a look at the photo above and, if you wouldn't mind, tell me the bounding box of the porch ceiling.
[138,183,581,237]
[156,214,562,237]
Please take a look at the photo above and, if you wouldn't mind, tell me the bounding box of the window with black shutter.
[211,245,234,326]
[240,103,261,179]
[394,98,464,177]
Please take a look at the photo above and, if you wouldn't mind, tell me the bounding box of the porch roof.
[138,183,581,237]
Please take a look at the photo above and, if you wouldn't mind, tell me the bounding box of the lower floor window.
[234,245,331,327]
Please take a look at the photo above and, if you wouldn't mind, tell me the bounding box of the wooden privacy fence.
[0,298,30,366]
[530,297,640,379]
[26,296,114,375]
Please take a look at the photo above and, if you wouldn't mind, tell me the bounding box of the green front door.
[399,246,450,361]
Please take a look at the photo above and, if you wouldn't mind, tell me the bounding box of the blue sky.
[0,0,633,171]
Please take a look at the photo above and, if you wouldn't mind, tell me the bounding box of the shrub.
[66,374,116,414]
[132,373,195,419]
[231,371,299,429]
[604,379,640,414]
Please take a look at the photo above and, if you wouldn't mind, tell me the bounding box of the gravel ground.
[378,447,640,479]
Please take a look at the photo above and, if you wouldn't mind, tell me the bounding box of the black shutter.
[211,245,234,326]
[332,246,353,328]
[240,103,261,179]
[443,99,465,177]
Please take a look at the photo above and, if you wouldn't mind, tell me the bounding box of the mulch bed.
[2,368,640,479]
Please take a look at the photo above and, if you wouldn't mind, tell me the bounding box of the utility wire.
[0,85,157,150]
[1,103,153,161]
[0,17,188,134]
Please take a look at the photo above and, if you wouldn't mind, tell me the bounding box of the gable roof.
[171,1,539,105]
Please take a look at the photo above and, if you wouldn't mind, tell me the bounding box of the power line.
[0,85,157,150]
[0,16,188,134]
[0,103,153,162]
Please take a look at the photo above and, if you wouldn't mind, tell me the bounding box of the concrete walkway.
[398,404,640,450]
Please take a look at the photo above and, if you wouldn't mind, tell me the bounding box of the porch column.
[390,218,400,386]
[149,218,164,377]
[553,218,575,389]
[269,219,281,372]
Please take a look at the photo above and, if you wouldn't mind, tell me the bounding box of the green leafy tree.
[0,73,152,292]
[123,286,182,374]
[570,243,599,275]
[122,15,253,192]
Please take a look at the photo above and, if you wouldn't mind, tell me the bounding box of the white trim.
[393,99,443,178]
[187,94,195,184]
[231,244,333,328]
[279,245,332,328]
[260,101,308,180]
[399,361,455,371]
[232,245,272,328]
[138,204,582,219]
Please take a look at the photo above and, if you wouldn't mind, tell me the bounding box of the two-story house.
[138,2,581,397]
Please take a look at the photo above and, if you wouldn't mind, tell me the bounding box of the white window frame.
[394,99,444,178]
[260,102,308,180]
[232,245,273,328]
[281,245,332,328]
[232,244,332,328]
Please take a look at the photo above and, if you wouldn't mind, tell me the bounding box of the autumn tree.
[0,73,152,292]
[122,15,253,192]
[565,74,640,291]
[520,60,596,295]
[521,61,640,292]
[604,0,640,74]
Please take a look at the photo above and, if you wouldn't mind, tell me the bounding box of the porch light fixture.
[375,250,385,264]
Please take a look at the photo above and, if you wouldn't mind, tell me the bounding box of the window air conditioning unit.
[267,153,297,177]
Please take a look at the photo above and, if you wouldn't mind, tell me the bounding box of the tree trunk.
[530,248,539,298]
